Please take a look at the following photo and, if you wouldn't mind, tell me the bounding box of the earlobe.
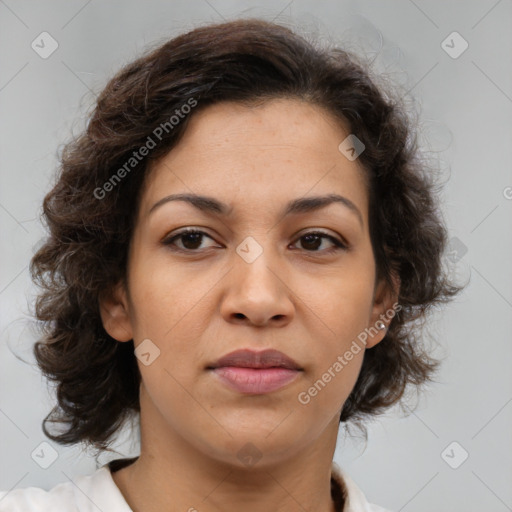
[366,271,401,349]
[98,282,133,342]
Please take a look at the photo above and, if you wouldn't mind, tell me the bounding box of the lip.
[207,349,303,395]
[208,348,302,370]
[211,367,301,394]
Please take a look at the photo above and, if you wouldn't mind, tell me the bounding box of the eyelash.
[162,228,348,255]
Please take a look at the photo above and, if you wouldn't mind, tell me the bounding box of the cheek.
[302,279,372,403]
[128,253,207,334]
[129,284,215,387]
[314,275,374,342]
[297,346,365,417]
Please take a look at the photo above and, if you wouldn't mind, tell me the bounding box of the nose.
[219,246,295,328]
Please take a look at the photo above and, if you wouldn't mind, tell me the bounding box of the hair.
[30,18,464,454]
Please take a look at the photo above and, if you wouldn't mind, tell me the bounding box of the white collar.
[66,459,388,512]
[331,461,388,511]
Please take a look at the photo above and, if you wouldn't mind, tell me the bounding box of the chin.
[200,422,307,467]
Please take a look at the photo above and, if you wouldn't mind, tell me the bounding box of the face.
[101,98,398,468]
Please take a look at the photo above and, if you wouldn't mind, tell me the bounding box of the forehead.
[141,98,369,225]
[171,98,355,160]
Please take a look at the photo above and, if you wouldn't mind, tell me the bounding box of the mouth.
[206,348,303,395]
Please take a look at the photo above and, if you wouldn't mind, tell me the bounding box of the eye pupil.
[165,230,344,254]
[301,234,321,250]
[181,233,203,249]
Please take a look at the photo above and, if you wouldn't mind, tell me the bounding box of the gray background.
[1,1,511,511]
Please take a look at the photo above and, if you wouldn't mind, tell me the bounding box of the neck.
[111,397,342,512]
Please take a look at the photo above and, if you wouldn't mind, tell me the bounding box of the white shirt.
[0,459,392,512]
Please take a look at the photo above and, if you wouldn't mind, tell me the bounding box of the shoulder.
[366,505,394,512]
[331,462,394,512]
[0,480,77,511]
[0,464,132,512]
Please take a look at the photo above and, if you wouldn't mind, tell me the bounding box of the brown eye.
[292,231,347,253]
[163,229,218,252]
[162,229,347,255]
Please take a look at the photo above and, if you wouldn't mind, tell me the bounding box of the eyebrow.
[148,192,363,227]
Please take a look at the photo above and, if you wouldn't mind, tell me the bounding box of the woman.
[0,18,463,512]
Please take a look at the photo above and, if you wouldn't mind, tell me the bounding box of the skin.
[100,98,399,512]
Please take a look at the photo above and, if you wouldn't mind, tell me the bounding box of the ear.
[98,280,133,342]
[365,270,401,349]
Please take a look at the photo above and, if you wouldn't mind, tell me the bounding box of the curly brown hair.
[29,18,464,455]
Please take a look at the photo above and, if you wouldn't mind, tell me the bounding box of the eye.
[162,228,219,252]
[162,228,348,254]
[290,231,347,253]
